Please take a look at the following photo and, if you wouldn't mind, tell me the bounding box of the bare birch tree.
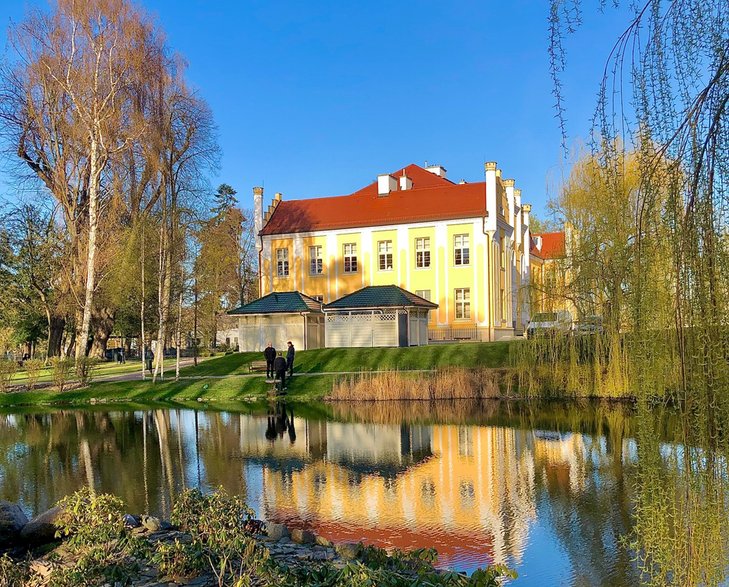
[1,0,165,367]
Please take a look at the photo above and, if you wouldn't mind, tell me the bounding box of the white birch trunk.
[175,276,182,380]
[76,137,100,364]
[141,224,146,380]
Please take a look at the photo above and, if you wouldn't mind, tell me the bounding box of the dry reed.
[328,367,512,402]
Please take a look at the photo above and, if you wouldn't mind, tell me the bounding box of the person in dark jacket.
[286,341,295,377]
[263,342,276,379]
[145,348,154,374]
[273,352,287,391]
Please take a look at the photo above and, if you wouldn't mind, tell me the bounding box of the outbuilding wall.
[238,314,307,352]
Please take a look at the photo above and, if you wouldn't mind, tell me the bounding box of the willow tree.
[551,2,729,584]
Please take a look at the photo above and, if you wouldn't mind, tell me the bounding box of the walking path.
[103,367,438,382]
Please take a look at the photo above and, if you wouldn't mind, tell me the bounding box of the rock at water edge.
[0,501,29,545]
[20,505,63,544]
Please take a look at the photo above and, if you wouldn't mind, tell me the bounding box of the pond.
[0,400,722,585]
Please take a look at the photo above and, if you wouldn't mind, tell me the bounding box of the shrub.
[152,539,205,580]
[51,357,74,392]
[76,356,99,386]
[0,553,27,586]
[24,358,45,390]
[171,488,268,585]
[55,487,125,545]
[0,361,17,393]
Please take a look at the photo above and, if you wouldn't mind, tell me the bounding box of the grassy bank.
[179,341,512,376]
[0,342,515,408]
[7,356,209,385]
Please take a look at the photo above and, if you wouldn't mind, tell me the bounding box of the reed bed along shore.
[328,367,514,401]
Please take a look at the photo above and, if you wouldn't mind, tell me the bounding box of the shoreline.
[1,488,513,586]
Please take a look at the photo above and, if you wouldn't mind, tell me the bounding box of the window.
[416,290,434,322]
[455,288,470,319]
[378,240,393,271]
[343,243,358,273]
[454,234,470,266]
[276,248,289,276]
[309,245,323,275]
[415,237,431,268]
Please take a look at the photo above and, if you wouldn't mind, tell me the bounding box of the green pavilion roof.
[323,285,438,311]
[228,291,322,315]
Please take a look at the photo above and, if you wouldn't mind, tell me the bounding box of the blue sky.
[0,0,632,220]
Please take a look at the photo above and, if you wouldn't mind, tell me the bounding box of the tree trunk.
[154,203,172,382]
[140,223,146,380]
[193,275,198,367]
[175,284,182,380]
[47,315,65,359]
[76,138,101,365]
[90,308,115,358]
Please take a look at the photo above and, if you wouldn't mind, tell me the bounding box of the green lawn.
[179,342,513,376]
[0,372,337,408]
[10,357,201,384]
[0,342,515,408]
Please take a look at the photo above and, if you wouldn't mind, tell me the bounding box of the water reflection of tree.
[631,402,729,587]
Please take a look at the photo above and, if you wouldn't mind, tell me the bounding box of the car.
[526,311,573,338]
[574,315,604,335]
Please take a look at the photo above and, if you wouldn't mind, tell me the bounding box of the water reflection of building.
[253,423,546,568]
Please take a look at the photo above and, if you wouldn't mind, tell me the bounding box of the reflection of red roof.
[268,513,495,570]
[531,232,565,259]
[260,164,487,235]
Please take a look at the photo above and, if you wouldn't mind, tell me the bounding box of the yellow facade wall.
[446,223,475,327]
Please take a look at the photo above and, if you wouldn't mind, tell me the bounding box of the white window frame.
[309,245,323,275]
[276,248,289,277]
[454,234,470,266]
[415,237,431,269]
[378,240,393,271]
[343,243,358,273]
[455,288,471,320]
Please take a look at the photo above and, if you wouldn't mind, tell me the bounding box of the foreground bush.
[0,360,17,393]
[23,358,45,390]
[1,487,515,586]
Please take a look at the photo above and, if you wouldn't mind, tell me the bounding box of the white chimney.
[484,162,498,233]
[399,172,412,190]
[378,174,397,196]
[503,179,515,228]
[253,186,264,250]
[522,203,531,231]
[514,188,522,246]
[425,165,447,178]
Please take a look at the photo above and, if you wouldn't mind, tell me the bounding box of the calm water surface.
[0,400,697,585]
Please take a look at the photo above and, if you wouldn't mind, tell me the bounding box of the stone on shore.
[290,528,316,544]
[315,535,332,547]
[141,515,161,532]
[264,522,288,541]
[0,501,28,545]
[20,505,63,544]
[334,542,361,560]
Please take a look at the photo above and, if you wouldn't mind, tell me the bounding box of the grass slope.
[0,342,514,408]
[0,373,337,408]
[179,342,512,377]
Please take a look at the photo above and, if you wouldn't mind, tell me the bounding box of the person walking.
[145,347,154,374]
[263,342,276,380]
[273,352,287,391]
[286,341,295,377]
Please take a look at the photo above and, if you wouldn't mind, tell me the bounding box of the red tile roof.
[260,164,487,235]
[531,232,566,259]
